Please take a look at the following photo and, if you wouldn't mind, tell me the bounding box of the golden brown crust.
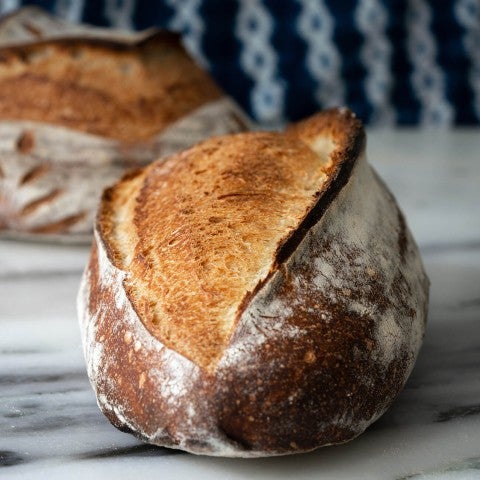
[98,131,336,370]
[0,35,221,142]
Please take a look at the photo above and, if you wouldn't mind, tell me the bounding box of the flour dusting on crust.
[78,108,429,457]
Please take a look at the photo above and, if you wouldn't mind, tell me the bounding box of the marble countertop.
[1,129,479,479]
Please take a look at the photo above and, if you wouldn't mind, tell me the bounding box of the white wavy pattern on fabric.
[406,0,453,126]
[55,0,85,23]
[235,0,285,125]
[455,0,480,121]
[0,0,19,14]
[167,0,209,68]
[296,0,345,109]
[355,0,395,126]
[104,0,135,30]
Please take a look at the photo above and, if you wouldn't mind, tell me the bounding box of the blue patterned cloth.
[1,0,479,127]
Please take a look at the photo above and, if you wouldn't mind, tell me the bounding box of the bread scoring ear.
[95,108,367,373]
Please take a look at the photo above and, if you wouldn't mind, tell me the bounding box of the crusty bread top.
[0,34,222,142]
[97,109,364,371]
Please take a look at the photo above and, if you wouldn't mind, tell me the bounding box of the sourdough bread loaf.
[0,8,250,241]
[78,107,429,457]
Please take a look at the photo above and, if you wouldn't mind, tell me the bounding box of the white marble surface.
[1,129,479,479]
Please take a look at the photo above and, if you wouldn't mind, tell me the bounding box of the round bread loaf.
[78,107,429,457]
[0,7,250,241]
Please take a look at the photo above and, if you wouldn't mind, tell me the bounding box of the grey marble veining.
[1,129,479,479]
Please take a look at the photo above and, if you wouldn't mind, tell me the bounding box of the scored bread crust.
[0,8,250,241]
[78,108,429,457]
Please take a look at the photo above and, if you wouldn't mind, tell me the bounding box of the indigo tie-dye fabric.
[1,0,478,127]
